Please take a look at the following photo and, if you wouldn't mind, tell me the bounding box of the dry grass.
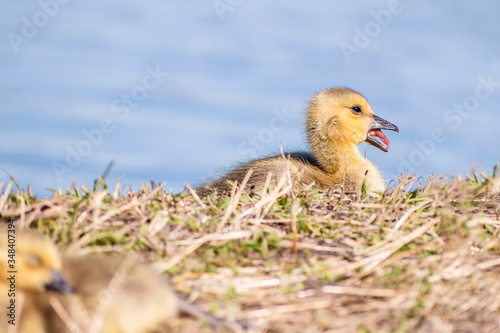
[1,164,499,333]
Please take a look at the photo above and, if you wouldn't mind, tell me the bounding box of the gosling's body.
[204,151,385,195]
[199,88,398,196]
[51,256,238,332]
[45,255,178,333]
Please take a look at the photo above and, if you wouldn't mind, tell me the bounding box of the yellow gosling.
[199,87,399,196]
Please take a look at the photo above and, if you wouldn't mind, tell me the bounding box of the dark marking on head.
[328,116,338,127]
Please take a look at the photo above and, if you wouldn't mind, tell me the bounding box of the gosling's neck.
[310,137,362,175]
[305,102,364,176]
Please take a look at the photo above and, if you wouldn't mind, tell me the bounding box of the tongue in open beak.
[365,115,399,152]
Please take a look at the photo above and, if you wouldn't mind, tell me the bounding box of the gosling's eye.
[351,106,362,114]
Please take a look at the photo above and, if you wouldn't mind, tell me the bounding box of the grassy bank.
[1,164,499,332]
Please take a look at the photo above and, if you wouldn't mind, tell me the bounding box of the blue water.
[1,1,499,198]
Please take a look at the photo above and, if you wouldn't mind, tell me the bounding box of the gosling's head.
[307,87,398,152]
[0,230,74,293]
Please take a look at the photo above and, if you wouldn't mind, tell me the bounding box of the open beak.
[365,115,399,152]
[45,270,76,294]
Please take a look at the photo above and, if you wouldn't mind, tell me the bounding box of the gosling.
[0,230,74,333]
[52,256,239,332]
[198,87,398,196]
[1,230,239,333]
[44,255,179,333]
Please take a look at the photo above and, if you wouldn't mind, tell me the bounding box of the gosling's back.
[46,255,178,333]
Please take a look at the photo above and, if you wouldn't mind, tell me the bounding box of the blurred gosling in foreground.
[0,230,74,333]
[1,230,240,333]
